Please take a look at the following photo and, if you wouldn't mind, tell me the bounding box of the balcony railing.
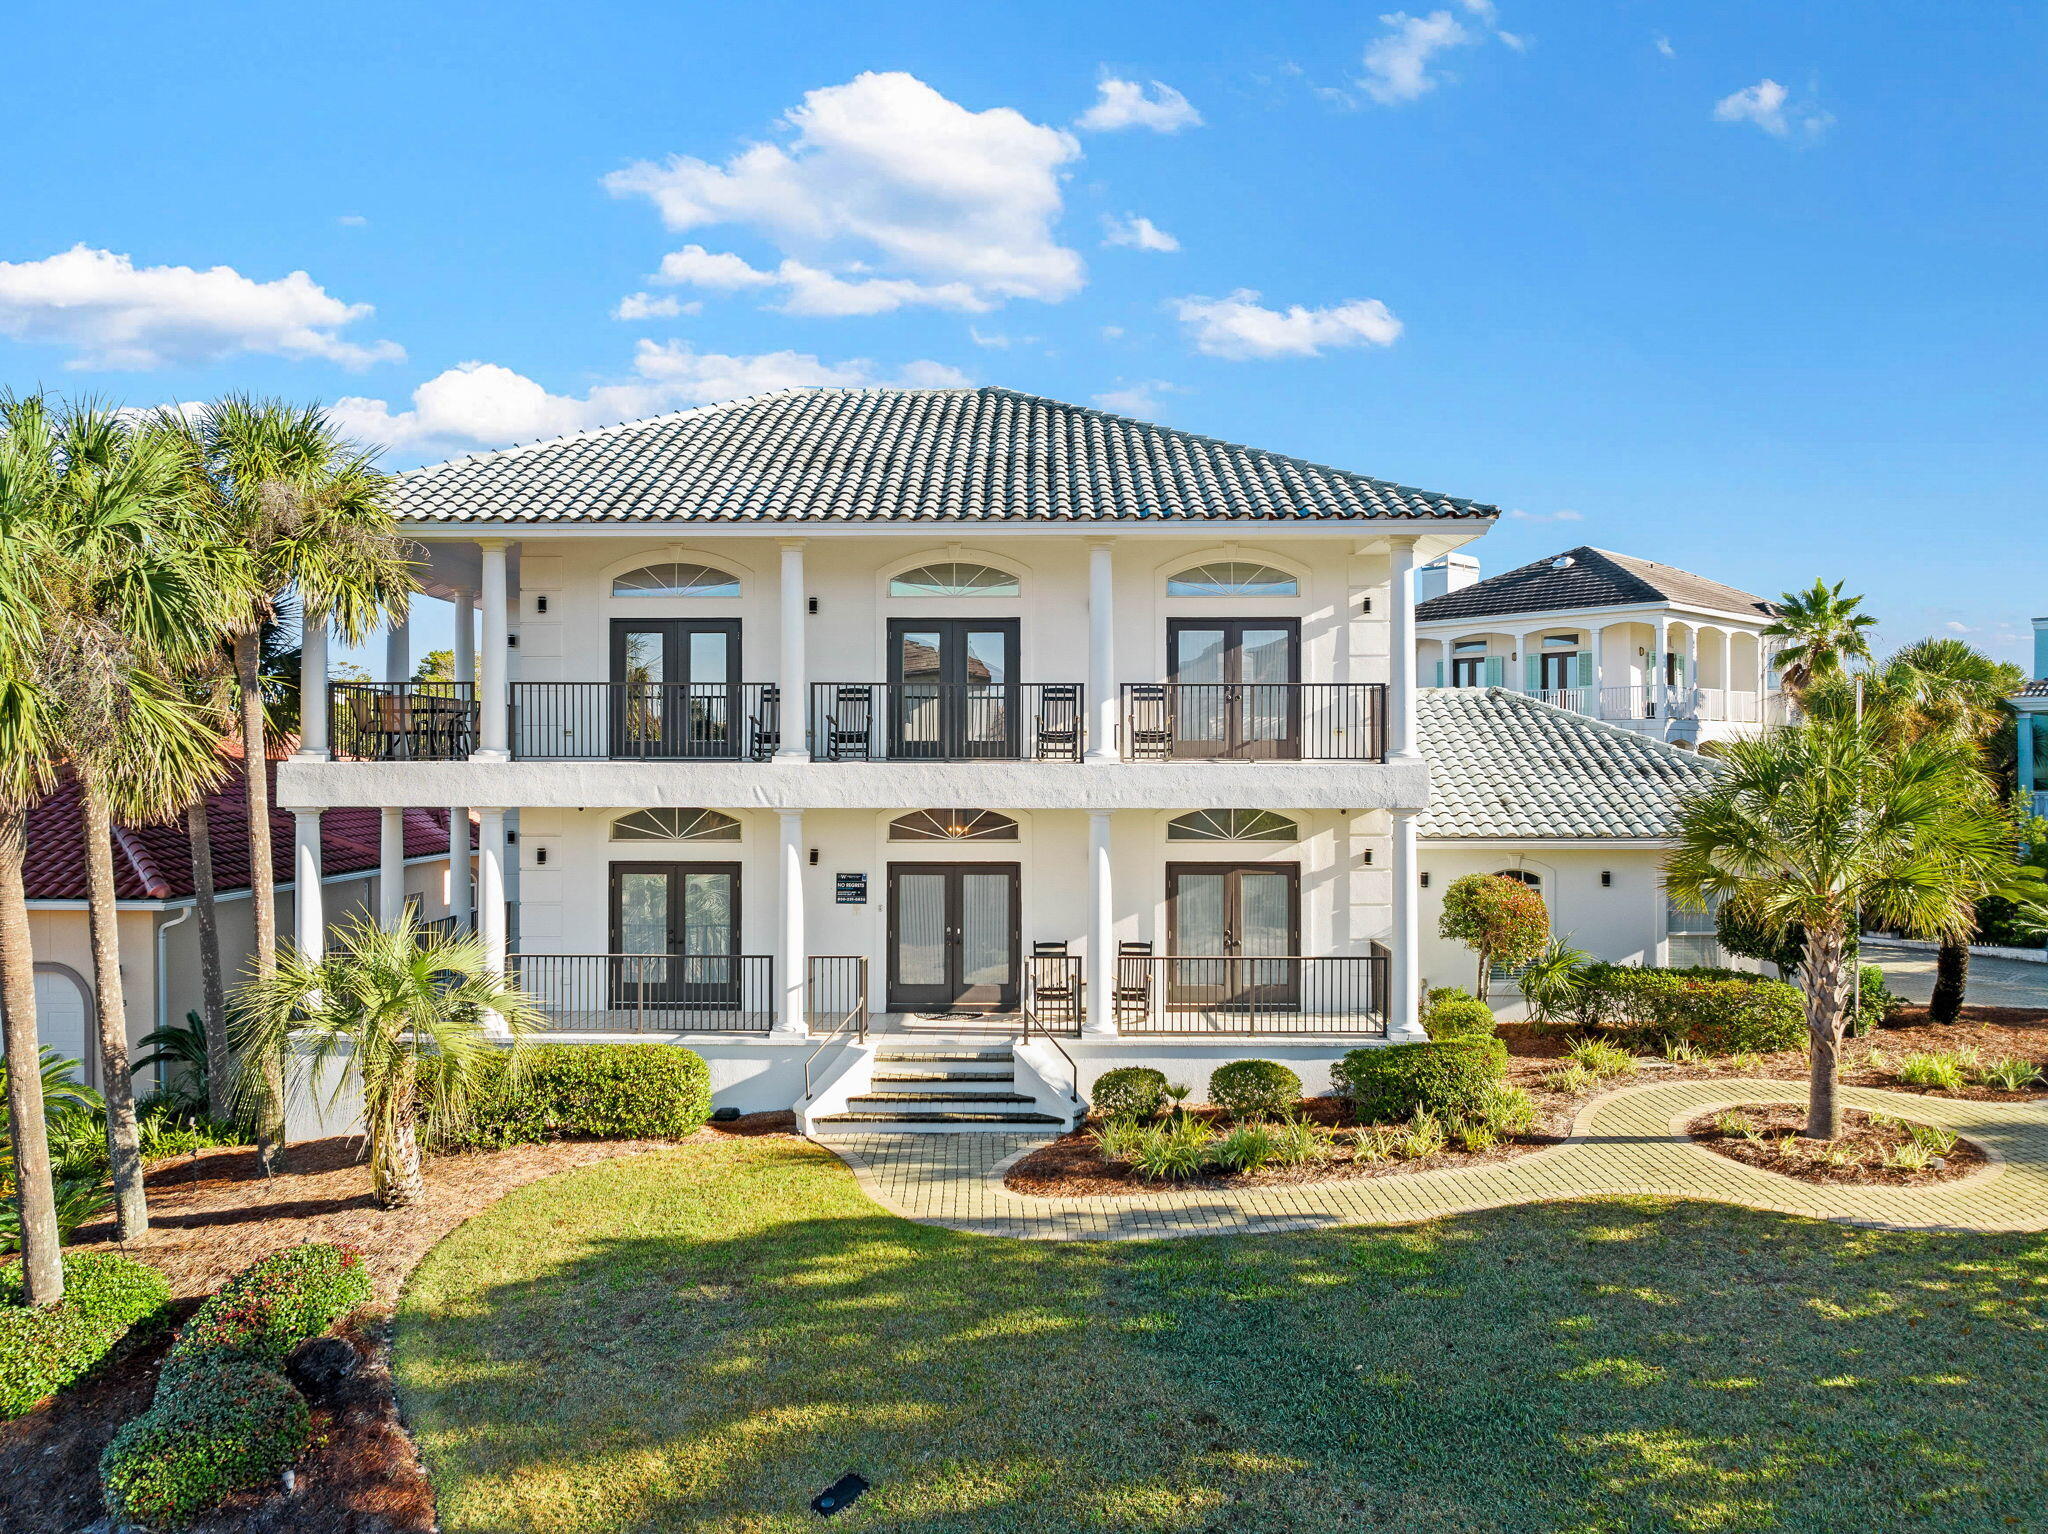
[511,682,781,761]
[1113,953,1388,1035]
[331,683,476,761]
[804,955,869,1030]
[511,953,775,1032]
[808,682,1085,762]
[1119,683,1386,762]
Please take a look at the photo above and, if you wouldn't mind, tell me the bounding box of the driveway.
[1863,938,2048,1010]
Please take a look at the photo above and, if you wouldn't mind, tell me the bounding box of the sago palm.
[1667,716,2015,1138]
[1763,579,1878,701]
[233,912,543,1209]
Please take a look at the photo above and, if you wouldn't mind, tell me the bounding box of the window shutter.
[1434,660,1445,686]
[1484,656,1505,687]
[1525,655,1541,691]
[1672,651,1687,684]
[1575,651,1593,687]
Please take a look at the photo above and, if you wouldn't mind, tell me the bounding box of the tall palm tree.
[234,912,543,1209]
[1668,716,2015,1138]
[1763,579,1878,701]
[167,399,412,1176]
[0,395,67,1303]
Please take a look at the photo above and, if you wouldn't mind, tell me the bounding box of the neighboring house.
[278,385,1499,1120]
[2015,617,2048,820]
[1415,546,1783,747]
[19,763,454,1089]
[1413,688,1743,1017]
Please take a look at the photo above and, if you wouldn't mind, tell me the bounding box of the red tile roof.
[24,764,450,903]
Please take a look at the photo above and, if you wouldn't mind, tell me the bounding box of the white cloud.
[331,343,971,457]
[1075,78,1202,133]
[1713,78,1833,140]
[1172,289,1402,359]
[337,214,369,227]
[653,244,779,290]
[1653,33,1675,58]
[606,71,1084,314]
[1945,621,1973,633]
[612,292,701,320]
[1092,380,1182,416]
[1505,507,1584,523]
[1360,6,1519,103]
[0,244,402,370]
[1100,324,1126,340]
[1101,213,1180,252]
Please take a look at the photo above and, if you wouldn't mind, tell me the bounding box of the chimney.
[1416,552,1480,604]
[2034,616,2048,681]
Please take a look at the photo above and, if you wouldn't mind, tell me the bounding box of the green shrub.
[1335,1039,1507,1125]
[0,1254,170,1419]
[1127,1118,1214,1181]
[1898,1052,1970,1092]
[1474,1084,1538,1136]
[1207,1059,1302,1118]
[1854,965,1900,1034]
[1564,1039,1638,1079]
[164,1244,371,1380]
[1267,1118,1323,1167]
[1210,1124,1276,1173]
[1090,1067,1167,1121]
[101,1352,311,1527]
[444,1043,712,1149]
[1569,964,1805,1054]
[1423,996,1497,1041]
[1979,1056,2042,1091]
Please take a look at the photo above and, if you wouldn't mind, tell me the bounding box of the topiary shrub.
[1423,995,1497,1041]
[1438,873,1551,1000]
[1568,965,1805,1054]
[1854,964,1901,1035]
[163,1244,372,1381]
[1335,1039,1507,1125]
[101,1353,311,1527]
[0,1254,170,1419]
[444,1043,713,1149]
[1207,1059,1302,1119]
[1090,1067,1167,1121]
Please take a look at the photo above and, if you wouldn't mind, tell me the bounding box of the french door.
[886,862,1021,1012]
[608,862,742,1008]
[610,619,742,758]
[1167,619,1299,759]
[1165,863,1300,1011]
[888,619,1019,759]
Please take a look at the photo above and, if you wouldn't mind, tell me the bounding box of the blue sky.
[5,1,2044,669]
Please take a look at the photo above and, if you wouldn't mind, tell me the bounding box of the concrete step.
[871,1069,1015,1084]
[848,1091,1037,1107]
[815,1109,1065,1129]
[874,1050,1012,1064]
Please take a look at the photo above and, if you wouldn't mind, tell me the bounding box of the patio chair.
[343,687,409,760]
[749,686,781,762]
[1034,684,1082,762]
[1114,940,1154,1026]
[1029,940,1078,1024]
[824,685,874,761]
[1124,685,1173,761]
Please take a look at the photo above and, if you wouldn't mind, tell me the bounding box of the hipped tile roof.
[1416,546,1774,624]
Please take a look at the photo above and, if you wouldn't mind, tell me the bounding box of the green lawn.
[395,1139,2048,1534]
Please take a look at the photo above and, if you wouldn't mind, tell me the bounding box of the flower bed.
[1685,1103,1988,1186]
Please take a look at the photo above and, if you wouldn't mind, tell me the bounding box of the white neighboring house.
[1413,688,1747,1018]
[2012,616,2048,820]
[1415,546,1784,747]
[277,386,1499,1125]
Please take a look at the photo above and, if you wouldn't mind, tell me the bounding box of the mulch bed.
[1685,1103,1989,1186]
[0,1112,801,1534]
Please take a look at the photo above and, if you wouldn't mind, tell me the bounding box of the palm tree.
[167,399,412,1176]
[1668,716,2015,1138]
[1763,579,1878,701]
[233,912,543,1208]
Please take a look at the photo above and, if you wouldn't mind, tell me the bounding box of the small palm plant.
[233,913,545,1209]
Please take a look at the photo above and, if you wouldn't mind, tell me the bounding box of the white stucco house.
[1415,546,1785,747]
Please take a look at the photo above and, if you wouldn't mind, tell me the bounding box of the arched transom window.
[889,809,1019,841]
[612,562,741,598]
[610,808,742,842]
[888,562,1019,598]
[1166,809,1299,842]
[1166,561,1298,598]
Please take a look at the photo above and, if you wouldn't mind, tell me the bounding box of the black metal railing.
[1119,683,1385,762]
[803,955,869,1099]
[1025,952,1084,1035]
[1113,954,1388,1035]
[511,953,774,1032]
[331,682,476,761]
[510,682,780,761]
[414,914,473,946]
[808,682,1085,762]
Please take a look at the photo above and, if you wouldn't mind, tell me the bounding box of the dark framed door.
[886,862,1021,1012]
[888,619,1019,759]
[608,862,742,1008]
[1167,619,1300,759]
[610,619,742,759]
[1165,862,1300,1010]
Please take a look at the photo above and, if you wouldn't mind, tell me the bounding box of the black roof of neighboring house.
[389,386,1503,527]
[1415,546,1776,624]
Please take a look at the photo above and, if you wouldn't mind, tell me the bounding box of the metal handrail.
[1118,682,1386,762]
[1020,1003,1083,1110]
[803,955,868,1100]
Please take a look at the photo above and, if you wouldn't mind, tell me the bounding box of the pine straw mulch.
[0,1111,802,1534]
[1685,1102,1989,1186]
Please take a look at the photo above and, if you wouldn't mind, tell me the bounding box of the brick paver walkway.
[822,1078,2048,1241]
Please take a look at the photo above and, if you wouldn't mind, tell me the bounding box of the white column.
[1085,810,1116,1036]
[477,809,507,977]
[1087,541,1117,763]
[447,810,471,931]
[1388,808,1421,1038]
[1653,615,1671,718]
[1386,537,1421,760]
[292,810,325,961]
[476,542,511,760]
[378,807,406,926]
[1588,623,1608,714]
[777,810,806,1034]
[295,613,328,760]
[1512,629,1534,694]
[1684,623,1700,713]
[384,593,411,684]
[452,587,475,687]
[775,542,808,761]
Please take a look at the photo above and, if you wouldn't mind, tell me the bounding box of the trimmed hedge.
[444,1043,713,1149]
[101,1353,311,1527]
[1336,1039,1507,1125]
[0,1254,170,1419]
[1091,1067,1167,1121]
[162,1244,372,1382]
[1208,1060,1302,1118]
[1423,996,1498,1041]
[1569,964,1806,1054]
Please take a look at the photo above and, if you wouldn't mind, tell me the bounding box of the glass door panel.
[609,621,741,759]
[889,620,1018,758]
[1167,863,1301,1012]
[887,863,1021,1012]
[609,863,740,1008]
[1167,620,1299,759]
[958,870,1017,1004]
[1237,868,1297,1003]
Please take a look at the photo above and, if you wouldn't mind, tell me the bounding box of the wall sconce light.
[808,847,820,866]
[1360,595,1373,613]
[1419,871,1431,888]
[535,846,548,866]
[807,596,820,615]
[535,594,549,614]
[1600,870,1612,887]
[1362,848,1374,864]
